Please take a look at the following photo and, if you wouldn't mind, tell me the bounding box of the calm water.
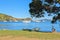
[0,20,60,32]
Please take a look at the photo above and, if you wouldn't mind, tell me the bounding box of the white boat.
[35,20,41,22]
[33,20,41,22]
[3,21,7,22]
[14,20,18,22]
[22,21,31,23]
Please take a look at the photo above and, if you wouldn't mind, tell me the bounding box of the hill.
[0,13,15,22]
[0,13,31,22]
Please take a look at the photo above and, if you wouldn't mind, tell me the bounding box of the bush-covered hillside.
[0,13,16,22]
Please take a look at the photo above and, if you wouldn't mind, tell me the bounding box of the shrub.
[32,27,40,32]
[22,28,32,32]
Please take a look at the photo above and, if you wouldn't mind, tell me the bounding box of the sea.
[0,20,60,32]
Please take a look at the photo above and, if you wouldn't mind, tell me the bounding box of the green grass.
[0,30,60,39]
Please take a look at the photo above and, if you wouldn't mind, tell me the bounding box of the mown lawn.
[0,30,60,40]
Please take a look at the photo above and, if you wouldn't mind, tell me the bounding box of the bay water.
[0,20,60,32]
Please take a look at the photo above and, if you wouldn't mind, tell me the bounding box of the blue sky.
[0,0,60,19]
[0,0,32,18]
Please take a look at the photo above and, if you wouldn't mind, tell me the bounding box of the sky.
[0,0,32,18]
[0,0,60,19]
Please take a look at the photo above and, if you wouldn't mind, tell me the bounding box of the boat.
[3,21,7,22]
[22,20,31,23]
[33,20,41,22]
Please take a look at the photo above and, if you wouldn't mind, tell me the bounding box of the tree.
[29,0,60,23]
[29,0,44,18]
[57,0,60,3]
[45,0,54,5]
[52,14,60,23]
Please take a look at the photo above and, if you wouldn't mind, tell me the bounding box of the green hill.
[0,13,31,22]
[0,13,15,22]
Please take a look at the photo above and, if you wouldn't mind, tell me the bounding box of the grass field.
[0,30,60,40]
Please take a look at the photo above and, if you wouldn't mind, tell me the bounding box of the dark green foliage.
[45,0,54,4]
[29,0,60,23]
[52,6,60,13]
[56,0,60,3]
[22,29,32,32]
[44,4,51,13]
[52,14,60,23]
[29,0,44,18]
